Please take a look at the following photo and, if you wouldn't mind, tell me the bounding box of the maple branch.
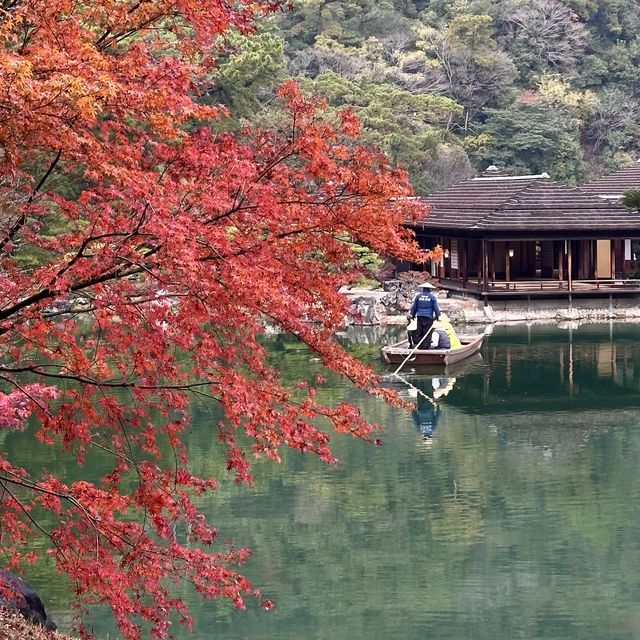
[0,471,102,554]
[0,260,145,327]
[1,475,72,508]
[94,0,156,47]
[0,0,22,21]
[0,473,137,565]
[0,149,61,253]
[0,364,217,391]
[96,9,175,50]
[1,457,196,561]
[0,375,55,419]
[0,479,56,543]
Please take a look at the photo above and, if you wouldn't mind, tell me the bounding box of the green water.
[9,322,640,639]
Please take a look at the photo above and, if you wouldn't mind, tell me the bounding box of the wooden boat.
[381,333,485,366]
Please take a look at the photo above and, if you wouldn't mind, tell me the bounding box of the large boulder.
[0,570,57,631]
[345,295,381,325]
[382,274,436,313]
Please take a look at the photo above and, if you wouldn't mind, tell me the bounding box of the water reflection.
[13,322,640,640]
[404,377,456,441]
[450,323,640,414]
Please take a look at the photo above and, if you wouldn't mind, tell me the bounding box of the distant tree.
[419,143,475,193]
[416,14,517,129]
[280,0,410,50]
[206,26,286,120]
[563,0,598,20]
[535,74,596,118]
[587,0,640,41]
[604,37,640,93]
[301,71,464,193]
[499,0,587,81]
[582,88,638,156]
[473,101,587,183]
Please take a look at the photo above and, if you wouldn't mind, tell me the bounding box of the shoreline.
[343,286,640,327]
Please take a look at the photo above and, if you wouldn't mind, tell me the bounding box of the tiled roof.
[582,160,640,197]
[410,174,640,233]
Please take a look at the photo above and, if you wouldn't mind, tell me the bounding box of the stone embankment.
[342,276,487,326]
[343,275,640,326]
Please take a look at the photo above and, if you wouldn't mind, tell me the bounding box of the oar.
[384,323,438,407]
[391,324,434,377]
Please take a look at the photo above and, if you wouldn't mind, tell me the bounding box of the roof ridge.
[493,176,556,209]
[497,180,629,211]
[472,172,550,181]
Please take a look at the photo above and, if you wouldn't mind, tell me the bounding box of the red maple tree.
[0,1,428,637]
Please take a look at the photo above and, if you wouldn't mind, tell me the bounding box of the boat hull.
[381,334,484,366]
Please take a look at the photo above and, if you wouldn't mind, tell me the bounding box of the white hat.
[418,282,435,289]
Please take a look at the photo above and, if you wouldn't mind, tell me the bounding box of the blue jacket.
[410,292,440,319]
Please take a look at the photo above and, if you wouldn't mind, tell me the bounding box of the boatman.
[408,282,441,348]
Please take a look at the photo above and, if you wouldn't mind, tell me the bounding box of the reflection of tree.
[198,325,640,640]
[11,325,640,639]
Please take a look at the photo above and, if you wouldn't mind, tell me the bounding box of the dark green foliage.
[205,25,286,122]
[473,102,587,184]
[190,1,640,189]
[264,0,640,187]
[300,71,463,194]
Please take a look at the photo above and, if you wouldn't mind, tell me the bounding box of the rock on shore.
[342,278,640,326]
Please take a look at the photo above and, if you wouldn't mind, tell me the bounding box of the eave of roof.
[408,174,640,233]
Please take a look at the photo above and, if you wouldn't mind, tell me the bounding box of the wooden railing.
[489,279,569,291]
[441,278,640,294]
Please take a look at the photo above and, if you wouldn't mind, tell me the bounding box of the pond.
[9,321,640,639]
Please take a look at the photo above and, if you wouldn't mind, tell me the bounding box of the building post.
[482,239,488,293]
[505,244,511,286]
[567,240,573,293]
[461,239,468,287]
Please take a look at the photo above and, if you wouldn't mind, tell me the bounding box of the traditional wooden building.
[404,167,640,303]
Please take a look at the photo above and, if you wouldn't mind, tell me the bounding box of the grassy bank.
[0,608,78,640]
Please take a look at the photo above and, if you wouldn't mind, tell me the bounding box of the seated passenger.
[434,313,462,349]
[429,328,451,350]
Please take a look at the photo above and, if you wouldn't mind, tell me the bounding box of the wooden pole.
[391,325,435,377]
[611,240,616,279]
[490,242,496,283]
[461,239,468,287]
[505,244,511,286]
[567,240,573,292]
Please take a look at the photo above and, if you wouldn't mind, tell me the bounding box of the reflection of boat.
[389,354,485,384]
[397,352,485,378]
[381,334,485,366]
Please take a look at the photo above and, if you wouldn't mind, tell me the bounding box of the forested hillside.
[214,0,640,193]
